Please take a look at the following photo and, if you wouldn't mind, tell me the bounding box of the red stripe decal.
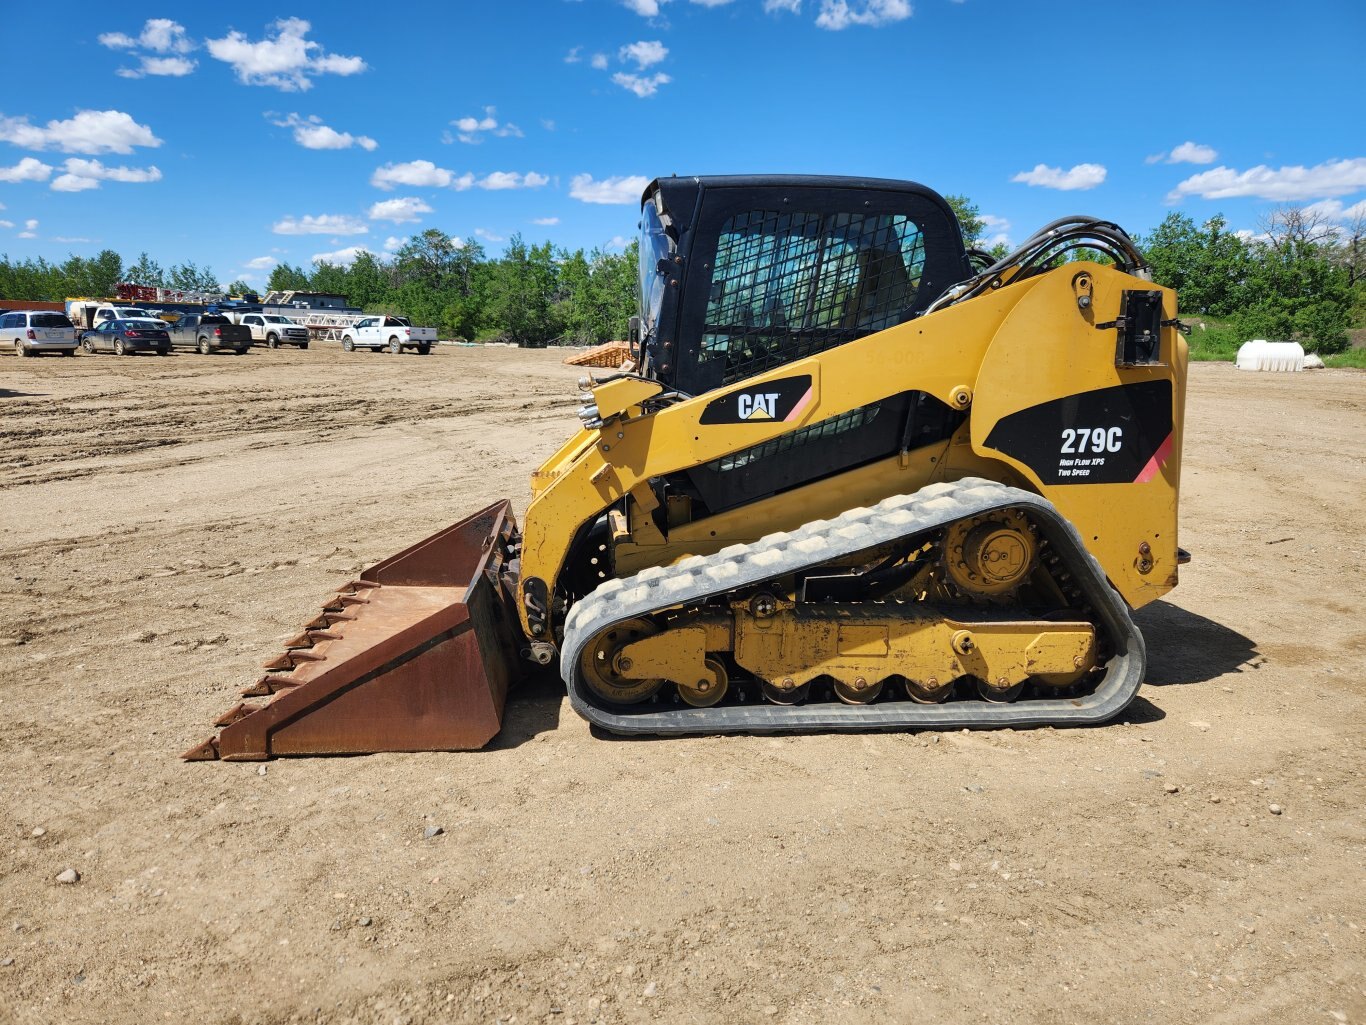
[1134,432,1173,483]
[784,387,814,422]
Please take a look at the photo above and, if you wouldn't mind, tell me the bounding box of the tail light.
[125,330,141,338]
[26,329,36,340]
[214,327,223,337]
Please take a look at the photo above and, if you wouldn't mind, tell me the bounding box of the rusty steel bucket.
[183,501,524,761]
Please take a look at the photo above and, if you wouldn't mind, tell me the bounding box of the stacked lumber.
[564,340,632,369]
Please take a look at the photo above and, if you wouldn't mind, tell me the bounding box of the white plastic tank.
[1235,339,1305,372]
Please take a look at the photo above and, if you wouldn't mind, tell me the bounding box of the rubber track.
[560,478,1145,735]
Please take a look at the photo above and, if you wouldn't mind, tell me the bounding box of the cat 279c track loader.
[184,175,1188,761]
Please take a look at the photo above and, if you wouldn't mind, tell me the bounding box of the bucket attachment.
[183,500,524,761]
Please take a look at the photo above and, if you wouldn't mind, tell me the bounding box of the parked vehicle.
[340,316,437,354]
[0,310,78,356]
[165,314,251,355]
[67,301,153,334]
[80,318,171,356]
[229,312,310,349]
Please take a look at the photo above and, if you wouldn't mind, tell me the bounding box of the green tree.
[267,263,311,292]
[224,279,253,296]
[944,194,985,248]
[125,252,165,287]
[483,234,561,345]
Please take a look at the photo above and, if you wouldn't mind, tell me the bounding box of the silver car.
[0,309,78,356]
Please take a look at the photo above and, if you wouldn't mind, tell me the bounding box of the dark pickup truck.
[166,314,252,355]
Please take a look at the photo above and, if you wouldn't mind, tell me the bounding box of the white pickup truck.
[230,312,311,349]
[340,316,437,355]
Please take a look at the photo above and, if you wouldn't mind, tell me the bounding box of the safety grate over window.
[706,401,886,473]
[702,210,926,385]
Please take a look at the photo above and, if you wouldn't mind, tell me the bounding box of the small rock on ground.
[31,827,46,837]
[1164,784,1179,794]
[423,826,444,839]
[56,868,80,884]
[1269,803,1283,815]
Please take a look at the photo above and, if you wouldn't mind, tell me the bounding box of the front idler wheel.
[579,617,663,705]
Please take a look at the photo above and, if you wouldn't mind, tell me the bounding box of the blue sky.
[3,0,1364,290]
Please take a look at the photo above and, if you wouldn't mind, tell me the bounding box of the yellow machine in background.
[187,175,1188,759]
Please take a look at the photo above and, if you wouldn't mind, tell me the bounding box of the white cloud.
[691,0,735,5]
[119,56,197,78]
[620,41,668,68]
[371,159,459,190]
[622,0,668,15]
[100,20,197,77]
[370,161,544,192]
[613,72,672,97]
[1171,142,1217,165]
[591,53,610,70]
[271,113,377,151]
[245,256,277,270]
[570,173,650,205]
[18,218,38,238]
[979,214,1010,230]
[1011,162,1107,191]
[605,235,632,250]
[0,220,15,229]
[564,47,583,63]
[206,17,366,92]
[1167,158,1366,202]
[0,110,161,155]
[273,213,369,235]
[479,171,549,190]
[101,18,195,54]
[815,0,911,30]
[532,216,560,225]
[452,106,523,144]
[310,245,374,266]
[52,236,94,243]
[51,158,162,193]
[541,119,556,131]
[368,197,433,223]
[474,228,505,242]
[764,0,802,11]
[1145,141,1217,166]
[0,157,54,183]
[383,235,406,252]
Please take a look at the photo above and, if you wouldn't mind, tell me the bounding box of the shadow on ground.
[1137,599,1260,687]
[488,671,564,749]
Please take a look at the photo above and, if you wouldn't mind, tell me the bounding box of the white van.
[0,309,79,356]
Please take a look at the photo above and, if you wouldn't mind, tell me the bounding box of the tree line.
[2,204,1362,353]
[0,229,638,347]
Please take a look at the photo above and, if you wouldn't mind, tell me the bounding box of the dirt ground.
[0,345,1362,1025]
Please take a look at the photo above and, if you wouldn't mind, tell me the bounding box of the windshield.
[202,315,229,324]
[264,315,292,324]
[638,199,672,333]
[116,307,144,318]
[123,320,165,329]
[33,314,73,328]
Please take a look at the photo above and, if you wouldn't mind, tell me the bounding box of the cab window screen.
[702,210,926,384]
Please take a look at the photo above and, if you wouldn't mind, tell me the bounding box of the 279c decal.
[1060,426,1124,454]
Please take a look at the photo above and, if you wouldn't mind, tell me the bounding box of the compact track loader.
[185,175,1188,760]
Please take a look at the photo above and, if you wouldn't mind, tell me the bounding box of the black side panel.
[683,391,963,513]
[983,380,1173,486]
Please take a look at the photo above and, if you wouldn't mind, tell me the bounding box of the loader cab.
[639,175,973,396]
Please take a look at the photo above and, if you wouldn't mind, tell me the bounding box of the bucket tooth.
[181,737,221,761]
[284,628,341,649]
[186,500,525,761]
[241,673,301,697]
[214,702,263,727]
